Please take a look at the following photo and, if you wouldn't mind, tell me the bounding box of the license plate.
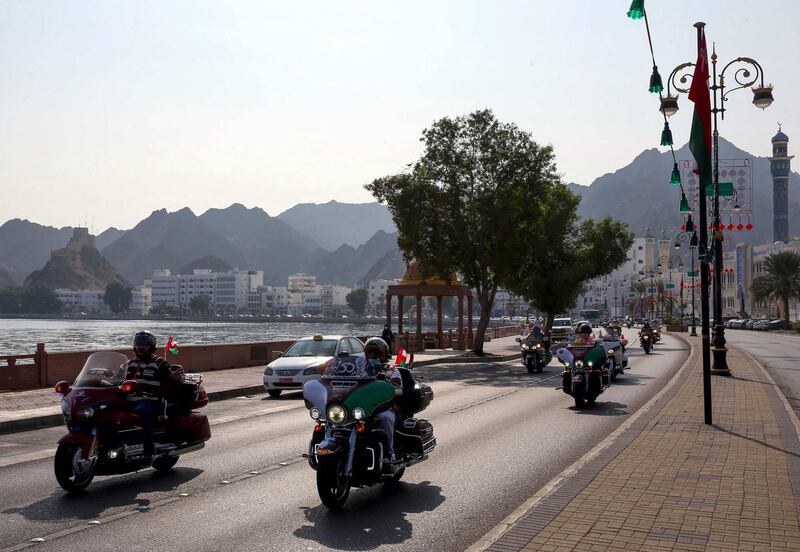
[279,377,293,384]
[572,348,587,355]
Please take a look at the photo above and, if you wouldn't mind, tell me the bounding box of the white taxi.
[262,335,365,398]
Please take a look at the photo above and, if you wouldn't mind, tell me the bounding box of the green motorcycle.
[303,355,436,508]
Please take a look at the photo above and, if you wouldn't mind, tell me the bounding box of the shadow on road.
[2,467,202,522]
[293,480,445,549]
[609,373,655,386]
[572,401,629,416]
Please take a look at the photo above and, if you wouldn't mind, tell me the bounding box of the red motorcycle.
[53,351,211,493]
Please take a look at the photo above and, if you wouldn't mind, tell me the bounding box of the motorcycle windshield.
[322,355,373,379]
[73,351,130,388]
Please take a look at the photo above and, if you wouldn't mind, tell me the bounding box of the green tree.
[367,110,564,353]
[103,282,132,313]
[0,287,24,313]
[346,288,369,316]
[23,285,62,314]
[751,251,800,321]
[512,215,633,330]
[189,294,212,317]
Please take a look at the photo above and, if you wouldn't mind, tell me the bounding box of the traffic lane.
[0,361,585,547]
[724,330,800,413]
[7,335,689,552]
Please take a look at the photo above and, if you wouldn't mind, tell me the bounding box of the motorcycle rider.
[575,323,595,345]
[362,337,402,464]
[125,331,184,461]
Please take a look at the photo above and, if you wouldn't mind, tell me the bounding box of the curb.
[467,333,696,552]
[0,384,269,436]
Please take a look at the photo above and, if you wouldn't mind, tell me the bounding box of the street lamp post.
[675,231,700,336]
[657,255,683,318]
[665,26,773,375]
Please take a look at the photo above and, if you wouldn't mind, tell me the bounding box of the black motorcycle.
[515,336,553,373]
[555,343,610,408]
[640,331,653,354]
[302,356,436,508]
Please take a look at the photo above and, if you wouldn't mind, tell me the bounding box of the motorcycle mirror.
[54,380,70,396]
[515,337,521,343]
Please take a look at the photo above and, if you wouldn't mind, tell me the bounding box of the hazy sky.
[1,1,798,232]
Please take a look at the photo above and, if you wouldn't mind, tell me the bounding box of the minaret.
[769,126,793,243]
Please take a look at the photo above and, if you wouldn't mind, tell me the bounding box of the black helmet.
[363,337,389,361]
[133,331,157,353]
[577,323,592,335]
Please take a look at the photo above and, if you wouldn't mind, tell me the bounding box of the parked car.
[752,319,771,331]
[550,317,574,343]
[767,319,791,331]
[262,335,365,398]
[743,319,757,330]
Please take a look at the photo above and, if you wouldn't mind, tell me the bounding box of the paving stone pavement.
[483,339,800,552]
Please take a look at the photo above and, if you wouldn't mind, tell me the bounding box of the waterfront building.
[288,273,317,293]
[130,286,152,315]
[55,289,106,314]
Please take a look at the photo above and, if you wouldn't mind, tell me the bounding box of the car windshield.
[553,319,571,327]
[322,355,375,379]
[284,339,338,357]
[73,352,130,388]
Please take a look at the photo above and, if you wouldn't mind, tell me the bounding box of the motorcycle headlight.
[327,405,346,423]
[77,407,94,419]
[575,360,584,369]
[522,344,529,350]
[608,348,615,354]
[264,366,274,375]
[309,407,321,420]
[352,407,365,421]
[587,361,594,367]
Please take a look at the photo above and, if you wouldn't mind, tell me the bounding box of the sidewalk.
[473,337,800,552]
[0,335,522,434]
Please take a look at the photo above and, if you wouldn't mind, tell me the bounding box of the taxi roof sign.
[313,334,324,341]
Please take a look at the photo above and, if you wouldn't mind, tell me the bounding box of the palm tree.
[751,251,800,321]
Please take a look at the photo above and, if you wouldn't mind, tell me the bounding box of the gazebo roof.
[398,259,460,286]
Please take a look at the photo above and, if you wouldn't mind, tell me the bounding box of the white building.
[55,289,106,314]
[493,289,530,317]
[130,286,152,315]
[149,268,263,314]
[214,270,263,313]
[288,273,317,293]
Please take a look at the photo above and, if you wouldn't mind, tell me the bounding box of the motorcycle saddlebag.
[398,368,434,415]
[171,381,200,415]
[396,418,436,457]
[173,412,211,442]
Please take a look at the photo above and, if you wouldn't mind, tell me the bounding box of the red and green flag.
[166,336,180,355]
[394,347,413,367]
[688,27,712,188]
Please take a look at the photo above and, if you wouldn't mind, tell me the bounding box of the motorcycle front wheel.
[316,456,350,509]
[573,386,586,409]
[54,443,95,493]
[526,358,534,374]
[152,455,179,472]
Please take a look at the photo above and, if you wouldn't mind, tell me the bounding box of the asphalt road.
[0,335,688,552]
[725,329,800,415]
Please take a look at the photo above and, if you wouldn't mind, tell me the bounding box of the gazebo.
[386,262,473,352]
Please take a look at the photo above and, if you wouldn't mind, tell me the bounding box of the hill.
[0,219,73,283]
[178,255,233,275]
[25,228,129,290]
[277,200,395,250]
[570,137,800,243]
[310,230,401,286]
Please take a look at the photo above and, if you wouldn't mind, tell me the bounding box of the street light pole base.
[710,347,731,375]
[690,326,698,336]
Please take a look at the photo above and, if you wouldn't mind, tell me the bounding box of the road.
[725,329,800,415]
[0,335,688,552]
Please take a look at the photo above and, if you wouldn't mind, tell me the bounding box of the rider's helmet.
[577,323,592,336]
[363,337,389,362]
[133,331,157,356]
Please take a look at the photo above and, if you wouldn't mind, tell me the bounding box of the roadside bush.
[794,320,800,334]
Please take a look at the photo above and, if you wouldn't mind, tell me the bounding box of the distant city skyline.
[1,1,798,232]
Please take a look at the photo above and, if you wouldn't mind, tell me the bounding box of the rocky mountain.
[359,247,406,284]
[570,137,800,244]
[101,208,249,285]
[25,228,129,290]
[310,230,401,286]
[0,264,16,287]
[199,204,324,283]
[277,200,396,250]
[0,219,73,283]
[96,227,127,250]
[178,255,233,275]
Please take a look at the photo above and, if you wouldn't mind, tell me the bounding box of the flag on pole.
[166,336,180,355]
[688,27,712,188]
[394,347,408,367]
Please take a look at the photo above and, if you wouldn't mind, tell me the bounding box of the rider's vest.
[125,357,171,399]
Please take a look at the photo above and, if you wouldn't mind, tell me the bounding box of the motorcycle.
[640,331,653,354]
[515,336,553,373]
[53,351,211,493]
[302,355,436,508]
[555,341,610,409]
[598,333,628,382]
